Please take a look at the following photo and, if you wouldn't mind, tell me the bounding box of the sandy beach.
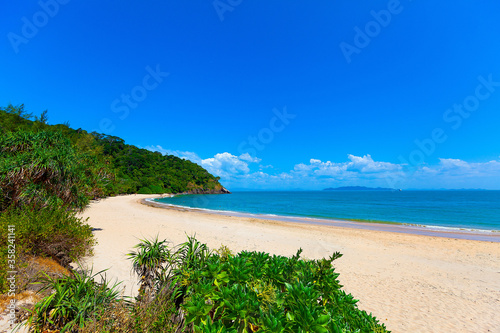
[79,194,500,333]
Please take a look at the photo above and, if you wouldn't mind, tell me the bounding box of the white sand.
[78,194,500,333]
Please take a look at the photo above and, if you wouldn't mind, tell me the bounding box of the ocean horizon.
[156,190,500,233]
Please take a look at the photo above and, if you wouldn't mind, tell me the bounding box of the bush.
[129,288,178,333]
[23,237,390,332]
[0,206,95,293]
[26,268,123,332]
[127,237,390,333]
[0,130,111,211]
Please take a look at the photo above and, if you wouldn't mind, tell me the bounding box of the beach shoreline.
[80,194,500,333]
[145,197,500,243]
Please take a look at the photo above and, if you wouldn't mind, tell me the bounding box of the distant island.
[323,186,397,191]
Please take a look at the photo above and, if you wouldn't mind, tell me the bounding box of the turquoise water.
[156,191,500,232]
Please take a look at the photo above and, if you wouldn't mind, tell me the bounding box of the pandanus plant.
[0,130,111,211]
[128,236,171,301]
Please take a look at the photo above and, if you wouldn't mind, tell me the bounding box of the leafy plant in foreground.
[24,237,390,332]
[130,237,390,333]
[128,236,171,299]
[26,267,123,332]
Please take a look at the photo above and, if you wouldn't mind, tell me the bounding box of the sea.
[155,190,500,234]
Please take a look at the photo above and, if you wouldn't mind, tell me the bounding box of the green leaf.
[316,314,330,325]
[311,325,329,333]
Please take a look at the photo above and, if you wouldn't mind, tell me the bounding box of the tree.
[0,103,33,119]
[35,109,49,124]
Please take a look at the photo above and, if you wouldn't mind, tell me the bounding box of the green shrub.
[0,206,95,293]
[130,288,178,333]
[0,253,7,295]
[128,237,390,333]
[23,237,390,332]
[128,236,170,298]
[0,206,94,260]
[26,268,123,332]
[0,130,111,211]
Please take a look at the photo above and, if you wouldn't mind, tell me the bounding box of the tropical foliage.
[0,130,110,211]
[26,268,123,332]
[0,203,96,293]
[0,104,225,195]
[165,237,389,333]
[37,237,388,332]
[128,236,170,299]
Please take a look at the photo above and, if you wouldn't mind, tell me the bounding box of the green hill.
[0,104,229,197]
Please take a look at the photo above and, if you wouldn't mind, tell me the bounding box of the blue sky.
[2,1,500,190]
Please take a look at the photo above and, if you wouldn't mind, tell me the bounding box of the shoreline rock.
[179,187,231,195]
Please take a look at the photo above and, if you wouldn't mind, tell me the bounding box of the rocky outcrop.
[181,187,231,195]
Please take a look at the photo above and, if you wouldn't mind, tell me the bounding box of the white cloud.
[402,158,500,189]
[409,158,500,178]
[146,146,254,178]
[239,153,262,163]
[346,154,401,173]
[436,158,500,176]
[201,152,250,178]
[292,154,401,179]
[259,164,274,169]
[293,163,312,172]
[438,158,470,170]
[291,156,500,189]
[145,145,500,189]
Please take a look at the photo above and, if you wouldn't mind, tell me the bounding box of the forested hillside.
[0,104,228,196]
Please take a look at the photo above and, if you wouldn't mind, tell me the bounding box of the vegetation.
[0,206,94,273]
[0,104,389,332]
[0,195,96,294]
[0,130,110,211]
[0,125,101,295]
[26,237,390,332]
[26,268,123,332]
[0,104,225,195]
[0,103,224,296]
[128,236,170,299]
[166,237,388,332]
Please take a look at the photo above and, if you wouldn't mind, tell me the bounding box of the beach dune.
[80,195,500,333]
